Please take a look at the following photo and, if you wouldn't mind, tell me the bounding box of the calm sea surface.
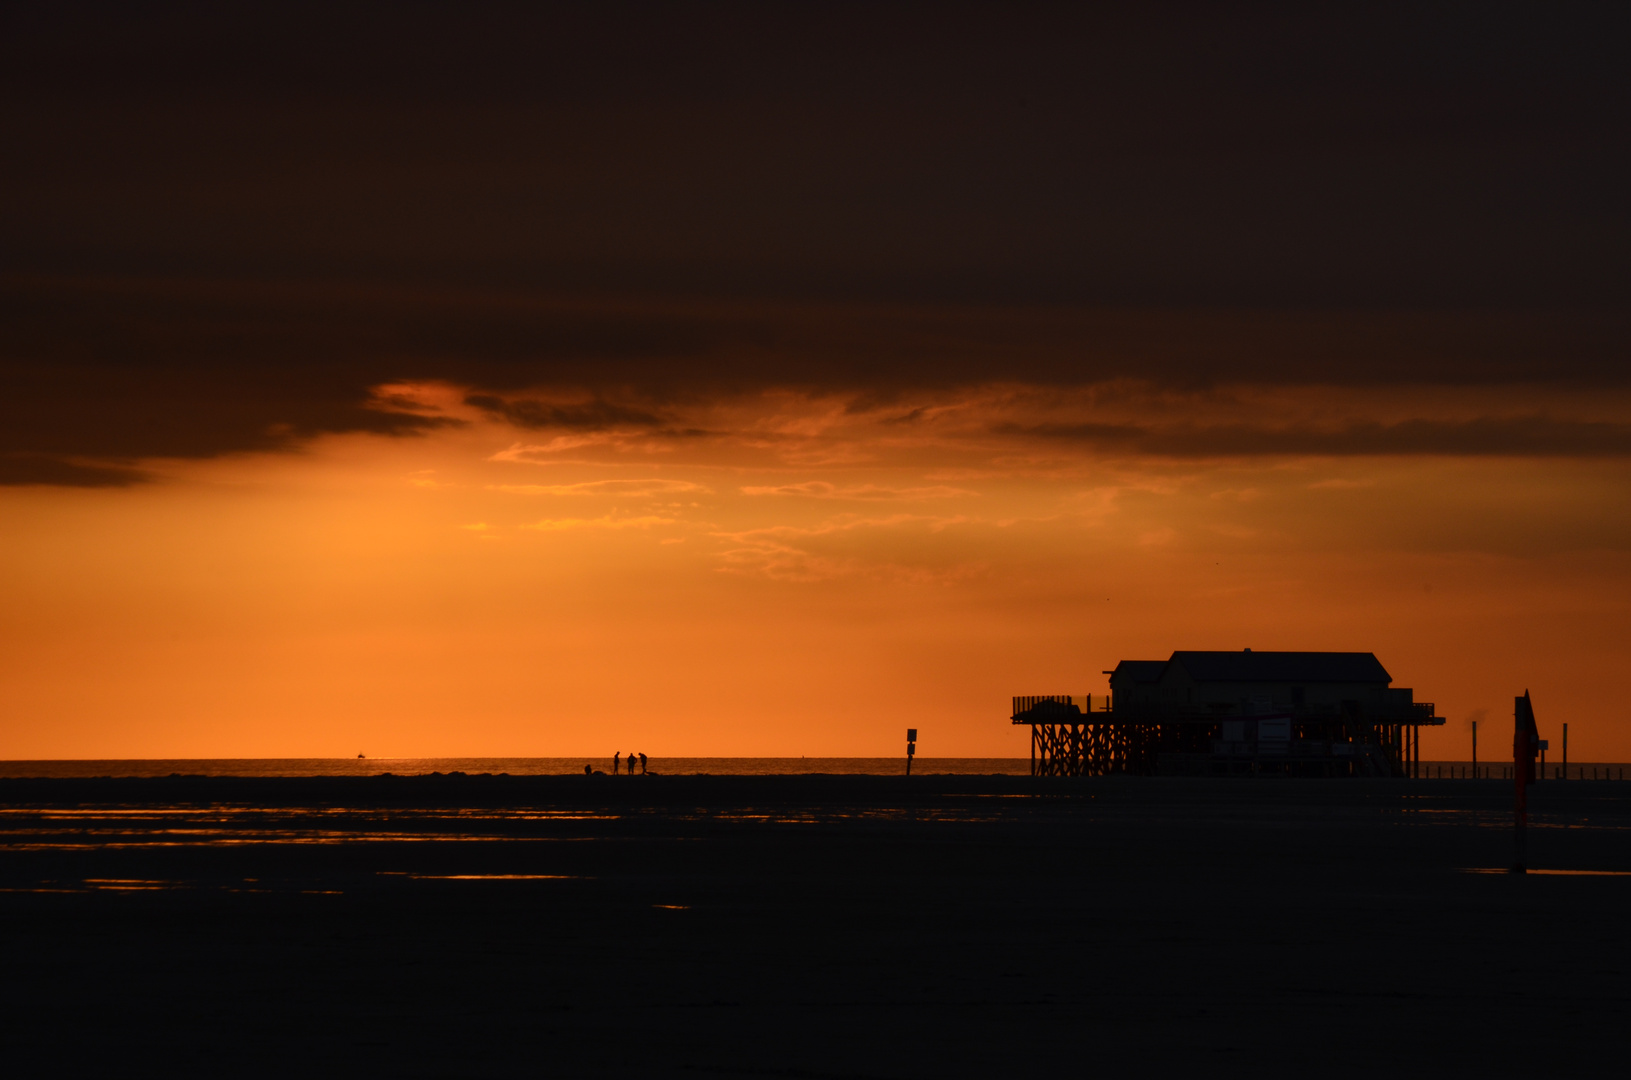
[0,757,1032,778]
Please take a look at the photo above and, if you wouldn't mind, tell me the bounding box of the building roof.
[1108,660,1169,683]
[1167,651,1392,684]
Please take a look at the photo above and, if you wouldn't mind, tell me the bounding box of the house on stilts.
[1012,649,1443,777]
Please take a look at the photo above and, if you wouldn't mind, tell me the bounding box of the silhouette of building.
[1013,649,1443,777]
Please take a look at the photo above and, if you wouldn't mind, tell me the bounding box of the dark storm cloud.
[1002,416,1631,458]
[2,4,1629,481]
[0,453,144,488]
[462,395,663,431]
[7,5,1629,307]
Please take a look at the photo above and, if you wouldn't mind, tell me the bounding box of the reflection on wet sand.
[0,802,1022,854]
[1460,867,1631,876]
[2,778,1627,902]
[0,804,628,854]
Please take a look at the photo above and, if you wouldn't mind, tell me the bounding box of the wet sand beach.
[1,774,1627,1077]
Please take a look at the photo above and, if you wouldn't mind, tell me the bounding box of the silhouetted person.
[583,764,592,775]
[639,753,648,774]
[613,751,620,774]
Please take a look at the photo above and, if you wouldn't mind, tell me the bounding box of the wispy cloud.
[1307,477,1376,489]
[494,479,708,497]
[522,513,678,532]
[406,469,454,489]
[739,480,974,500]
[712,513,972,581]
[489,436,623,460]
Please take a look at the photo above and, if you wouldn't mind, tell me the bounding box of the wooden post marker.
[1512,691,1545,874]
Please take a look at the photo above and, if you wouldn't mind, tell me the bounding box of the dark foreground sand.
[1,774,1626,1077]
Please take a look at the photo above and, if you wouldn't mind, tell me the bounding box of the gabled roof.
[1167,651,1391,684]
[1108,660,1169,683]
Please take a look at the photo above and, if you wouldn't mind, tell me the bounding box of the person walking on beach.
[639,753,648,774]
[613,751,620,775]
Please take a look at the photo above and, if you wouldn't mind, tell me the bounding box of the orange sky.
[3,381,1628,761]
[6,10,1631,763]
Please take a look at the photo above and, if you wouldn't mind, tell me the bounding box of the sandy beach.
[1,773,1626,1077]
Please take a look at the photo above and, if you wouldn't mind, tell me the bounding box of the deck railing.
[1011,695,1093,719]
[1011,697,1443,726]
